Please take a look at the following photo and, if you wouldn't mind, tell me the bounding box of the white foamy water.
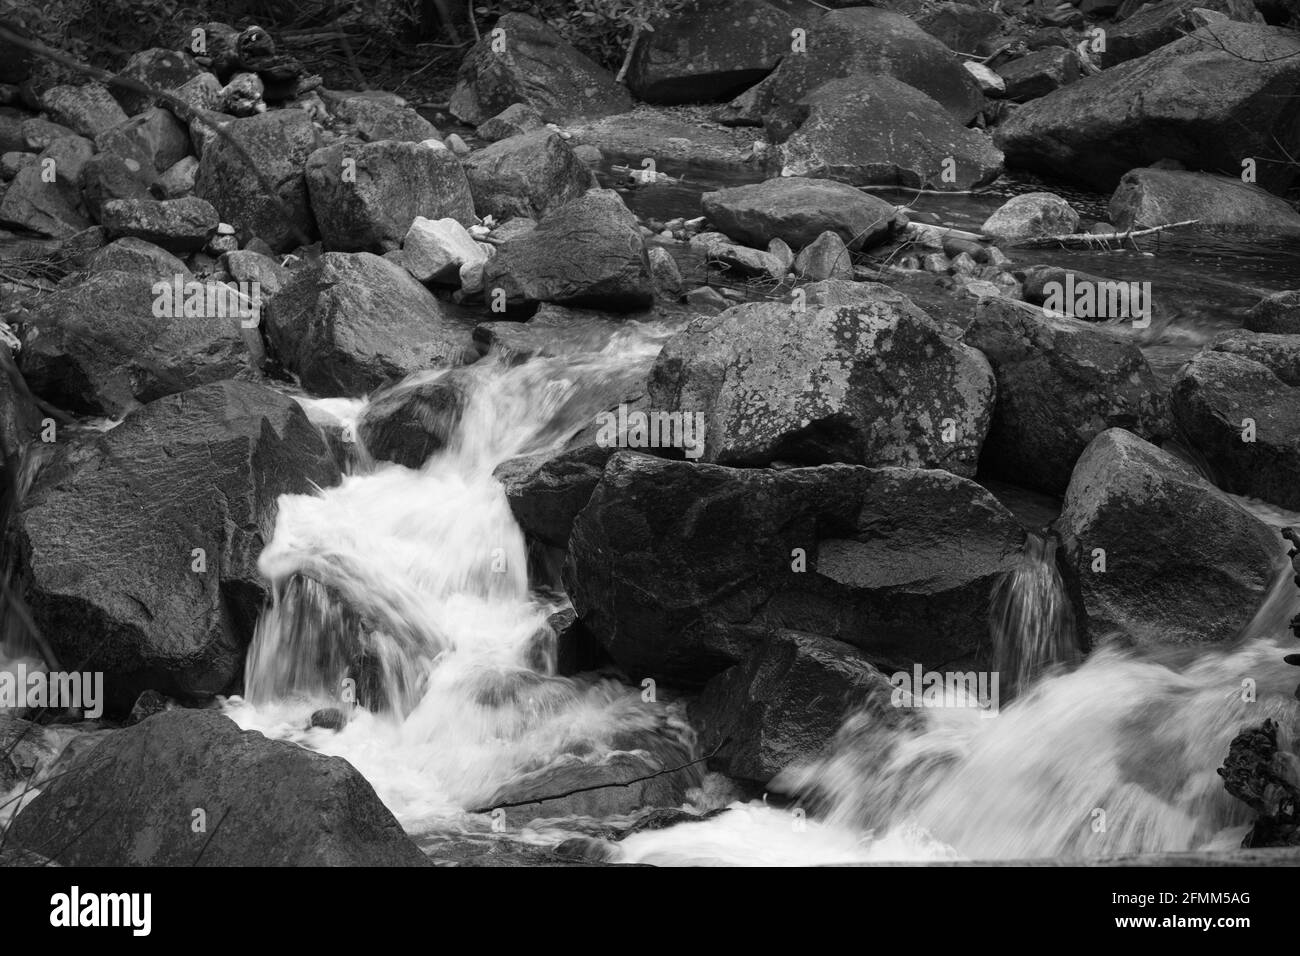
[223,327,1300,863]
[226,327,690,830]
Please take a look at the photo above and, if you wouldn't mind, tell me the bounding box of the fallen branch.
[857,185,984,196]
[1014,219,1201,247]
[467,737,730,816]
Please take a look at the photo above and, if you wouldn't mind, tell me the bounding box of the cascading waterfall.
[227,328,1300,863]
[989,533,1078,698]
[226,326,700,826]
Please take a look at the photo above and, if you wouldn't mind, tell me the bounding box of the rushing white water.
[226,324,694,827]
[223,323,1300,863]
[989,533,1078,699]
[622,502,1300,865]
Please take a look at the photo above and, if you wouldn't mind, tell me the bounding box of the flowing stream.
[221,294,1300,864]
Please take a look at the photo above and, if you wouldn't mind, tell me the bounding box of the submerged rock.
[690,630,902,785]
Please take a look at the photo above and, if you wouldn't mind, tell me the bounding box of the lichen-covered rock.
[98,196,219,253]
[194,110,320,252]
[720,6,984,126]
[18,270,253,416]
[462,129,595,221]
[305,139,474,253]
[776,75,1003,190]
[648,284,994,471]
[449,13,632,125]
[702,177,901,251]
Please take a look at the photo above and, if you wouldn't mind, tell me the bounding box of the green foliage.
[473,0,694,70]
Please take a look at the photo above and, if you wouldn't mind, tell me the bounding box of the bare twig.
[467,737,730,815]
[1014,219,1201,247]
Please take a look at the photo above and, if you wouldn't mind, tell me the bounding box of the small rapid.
[223,317,1300,863]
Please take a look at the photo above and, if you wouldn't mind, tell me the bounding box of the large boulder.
[19,270,253,417]
[994,23,1300,194]
[265,252,473,396]
[1056,428,1279,645]
[482,189,653,311]
[5,710,427,865]
[401,216,488,285]
[40,83,128,138]
[1246,291,1300,334]
[690,629,900,785]
[647,286,994,472]
[0,163,91,238]
[1100,0,1263,67]
[1210,330,1300,385]
[564,453,1026,685]
[12,383,340,713]
[86,236,190,277]
[776,75,1003,190]
[626,0,799,104]
[319,90,441,144]
[720,7,984,126]
[915,3,1004,56]
[80,152,157,219]
[461,129,595,220]
[194,111,320,252]
[98,196,219,253]
[306,139,475,253]
[110,48,206,115]
[701,177,900,251]
[981,192,1079,243]
[356,370,470,468]
[994,48,1081,102]
[1108,168,1300,234]
[449,13,632,125]
[495,442,617,549]
[95,107,190,174]
[964,298,1169,495]
[1170,349,1300,510]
